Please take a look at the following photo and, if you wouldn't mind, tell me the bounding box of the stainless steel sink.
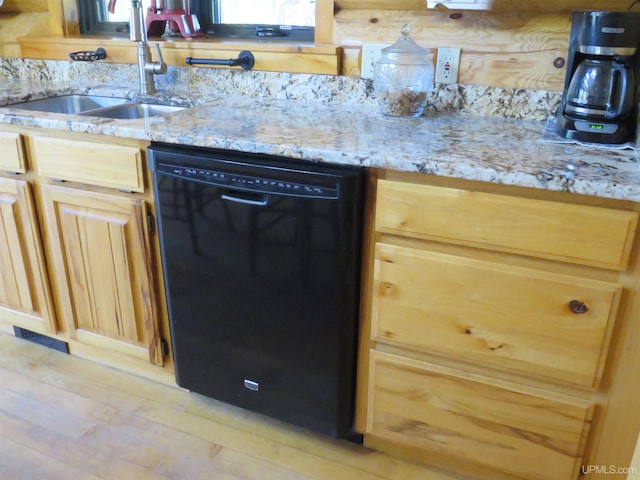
[6,95,130,114]
[83,103,185,120]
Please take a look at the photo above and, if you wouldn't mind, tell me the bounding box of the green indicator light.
[589,124,604,130]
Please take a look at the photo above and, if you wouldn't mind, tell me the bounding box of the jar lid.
[380,24,430,59]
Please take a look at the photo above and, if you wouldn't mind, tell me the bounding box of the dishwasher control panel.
[157,162,339,199]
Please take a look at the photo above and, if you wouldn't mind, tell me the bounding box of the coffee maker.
[557,11,640,144]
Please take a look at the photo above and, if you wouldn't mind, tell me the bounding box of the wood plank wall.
[335,0,635,90]
[0,0,49,57]
[0,0,637,89]
[0,0,48,12]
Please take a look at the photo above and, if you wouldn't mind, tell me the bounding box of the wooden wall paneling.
[18,38,136,63]
[336,0,425,10]
[315,0,335,44]
[46,0,79,36]
[0,13,52,52]
[335,0,631,12]
[0,0,48,13]
[335,9,572,89]
[470,0,631,12]
[18,37,341,75]
[160,43,340,75]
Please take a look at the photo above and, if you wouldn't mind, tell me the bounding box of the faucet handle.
[152,43,168,74]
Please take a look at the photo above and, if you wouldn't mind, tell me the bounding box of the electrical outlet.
[435,47,461,84]
[361,43,390,80]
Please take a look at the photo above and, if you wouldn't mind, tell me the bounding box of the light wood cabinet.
[0,131,27,174]
[0,126,168,376]
[376,179,638,270]
[38,184,163,365]
[356,171,640,480]
[368,350,593,480]
[372,242,622,388]
[0,176,55,333]
[32,136,145,192]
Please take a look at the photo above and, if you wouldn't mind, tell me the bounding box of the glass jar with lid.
[373,24,434,117]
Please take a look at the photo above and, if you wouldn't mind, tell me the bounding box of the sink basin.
[6,95,130,114]
[83,103,185,120]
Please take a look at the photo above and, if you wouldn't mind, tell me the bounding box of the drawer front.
[32,136,144,192]
[0,131,27,173]
[372,243,622,388]
[368,351,593,480]
[376,179,638,270]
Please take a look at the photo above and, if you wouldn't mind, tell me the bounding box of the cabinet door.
[372,243,622,388]
[39,184,163,365]
[0,177,55,332]
[368,351,594,480]
[376,179,638,270]
[0,131,27,173]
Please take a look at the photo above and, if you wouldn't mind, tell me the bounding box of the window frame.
[77,0,315,42]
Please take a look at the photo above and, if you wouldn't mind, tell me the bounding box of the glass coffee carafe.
[565,58,635,119]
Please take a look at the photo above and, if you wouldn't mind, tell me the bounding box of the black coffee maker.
[557,11,640,144]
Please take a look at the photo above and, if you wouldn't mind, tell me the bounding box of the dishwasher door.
[148,144,364,438]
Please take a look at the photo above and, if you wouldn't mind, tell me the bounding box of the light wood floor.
[0,332,461,480]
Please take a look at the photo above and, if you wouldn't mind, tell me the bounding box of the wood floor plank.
[0,434,102,480]
[0,333,461,480]
[0,362,314,479]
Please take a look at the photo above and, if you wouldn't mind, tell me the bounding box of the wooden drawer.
[372,243,622,388]
[32,136,144,192]
[367,350,594,480]
[376,179,638,270]
[0,131,27,173]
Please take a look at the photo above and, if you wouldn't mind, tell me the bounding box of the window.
[78,0,315,42]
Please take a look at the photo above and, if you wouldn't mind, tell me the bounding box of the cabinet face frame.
[0,176,56,333]
[38,183,163,366]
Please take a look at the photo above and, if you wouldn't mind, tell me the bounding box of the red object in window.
[146,0,206,38]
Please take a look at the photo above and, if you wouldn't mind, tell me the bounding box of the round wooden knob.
[569,300,589,314]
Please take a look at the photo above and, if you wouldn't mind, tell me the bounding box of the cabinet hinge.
[147,212,156,233]
[161,338,170,357]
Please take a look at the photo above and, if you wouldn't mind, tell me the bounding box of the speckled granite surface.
[0,58,638,201]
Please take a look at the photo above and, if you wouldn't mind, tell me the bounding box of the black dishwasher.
[148,143,364,438]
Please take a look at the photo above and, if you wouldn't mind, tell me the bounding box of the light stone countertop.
[0,82,639,202]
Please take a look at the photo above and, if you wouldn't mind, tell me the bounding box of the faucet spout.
[130,0,167,95]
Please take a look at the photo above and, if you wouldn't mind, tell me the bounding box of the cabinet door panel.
[0,178,55,332]
[0,190,32,310]
[0,131,27,173]
[372,243,621,388]
[40,184,162,365]
[368,351,593,480]
[33,136,144,192]
[376,179,638,270]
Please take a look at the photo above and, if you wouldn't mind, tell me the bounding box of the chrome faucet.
[130,0,167,95]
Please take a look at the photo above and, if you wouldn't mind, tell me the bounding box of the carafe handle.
[606,62,633,119]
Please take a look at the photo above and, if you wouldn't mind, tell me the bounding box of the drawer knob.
[569,300,589,314]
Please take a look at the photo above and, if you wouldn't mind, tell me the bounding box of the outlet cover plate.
[435,47,461,84]
[361,43,390,80]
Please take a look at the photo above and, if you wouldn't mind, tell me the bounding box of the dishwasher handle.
[222,191,269,207]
